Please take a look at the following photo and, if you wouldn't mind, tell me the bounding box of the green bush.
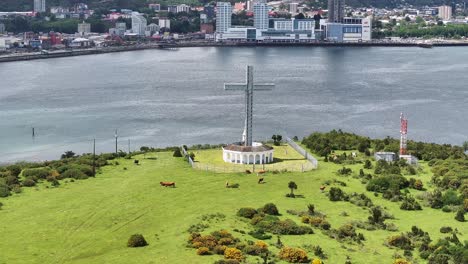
[127,234,148,247]
[261,203,279,215]
[329,187,347,201]
[387,234,413,250]
[22,168,50,179]
[61,169,88,180]
[455,209,465,222]
[237,208,258,219]
[0,184,10,197]
[22,178,36,187]
[6,164,22,177]
[247,229,272,240]
[173,148,183,157]
[439,226,453,233]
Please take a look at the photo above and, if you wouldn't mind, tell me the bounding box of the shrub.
[400,196,422,211]
[196,247,211,255]
[455,209,465,222]
[7,165,22,177]
[387,234,413,250]
[307,204,315,215]
[22,168,50,179]
[237,208,258,219]
[213,245,227,255]
[61,169,88,180]
[214,260,239,264]
[439,226,453,233]
[0,184,10,197]
[278,246,309,263]
[224,248,243,262]
[261,203,279,215]
[338,224,357,239]
[22,178,36,187]
[329,187,347,201]
[311,259,323,264]
[173,148,183,157]
[248,229,272,240]
[364,160,372,169]
[127,234,148,247]
[393,259,411,264]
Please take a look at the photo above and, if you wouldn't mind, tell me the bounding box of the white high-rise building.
[253,0,269,31]
[438,5,452,20]
[216,2,232,34]
[159,18,171,30]
[132,12,147,36]
[34,0,46,13]
[289,3,298,14]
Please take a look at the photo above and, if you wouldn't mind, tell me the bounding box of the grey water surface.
[0,46,467,162]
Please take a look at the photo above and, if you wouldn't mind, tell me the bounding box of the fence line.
[285,136,318,168]
[192,161,315,174]
[180,146,194,167]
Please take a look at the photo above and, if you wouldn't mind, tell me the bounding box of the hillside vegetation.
[0,131,466,264]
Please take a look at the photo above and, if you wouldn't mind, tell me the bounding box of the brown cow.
[257,170,266,174]
[160,181,176,188]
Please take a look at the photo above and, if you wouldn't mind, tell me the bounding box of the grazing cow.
[134,160,139,165]
[257,170,266,174]
[245,170,252,174]
[320,185,326,192]
[160,181,176,188]
[258,178,264,184]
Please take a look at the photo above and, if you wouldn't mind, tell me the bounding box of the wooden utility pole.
[93,138,96,176]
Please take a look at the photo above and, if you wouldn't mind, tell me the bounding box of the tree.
[463,141,468,151]
[61,151,76,159]
[288,181,297,197]
[295,13,305,19]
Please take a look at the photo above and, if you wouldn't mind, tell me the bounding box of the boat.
[417,42,433,48]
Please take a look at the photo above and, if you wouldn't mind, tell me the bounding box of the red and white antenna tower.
[400,113,408,155]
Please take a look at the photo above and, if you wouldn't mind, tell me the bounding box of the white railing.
[285,136,318,168]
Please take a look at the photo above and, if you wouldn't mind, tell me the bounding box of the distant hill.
[0,0,464,12]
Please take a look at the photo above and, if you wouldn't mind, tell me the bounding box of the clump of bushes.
[196,247,210,255]
[237,208,258,219]
[252,214,313,235]
[22,168,51,179]
[278,246,309,263]
[22,178,36,187]
[302,216,331,230]
[400,195,422,211]
[329,187,348,201]
[61,169,88,180]
[409,178,423,190]
[224,248,244,262]
[260,203,279,215]
[188,230,240,255]
[248,229,272,240]
[386,234,413,250]
[127,234,148,247]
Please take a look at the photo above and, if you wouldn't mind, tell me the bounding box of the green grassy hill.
[0,149,465,264]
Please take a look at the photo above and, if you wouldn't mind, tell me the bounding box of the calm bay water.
[0,46,467,162]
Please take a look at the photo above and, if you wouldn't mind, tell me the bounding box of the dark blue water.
[0,46,467,162]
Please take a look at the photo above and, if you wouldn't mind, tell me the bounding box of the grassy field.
[0,151,466,264]
[193,144,314,173]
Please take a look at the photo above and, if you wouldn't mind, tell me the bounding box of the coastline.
[1,41,467,63]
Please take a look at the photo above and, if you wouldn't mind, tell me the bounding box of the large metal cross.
[224,65,274,147]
